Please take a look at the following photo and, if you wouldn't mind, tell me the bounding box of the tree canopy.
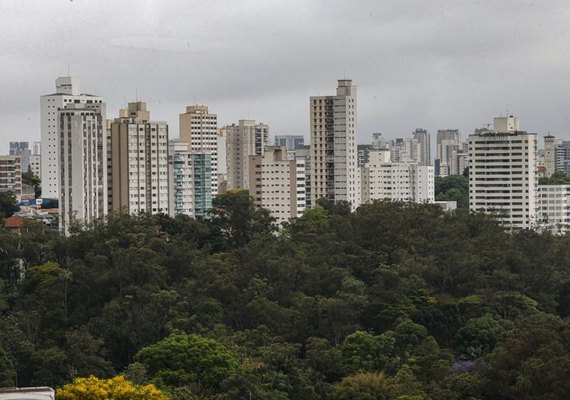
[0,191,569,399]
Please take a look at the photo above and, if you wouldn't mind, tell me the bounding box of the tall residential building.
[248,146,306,224]
[41,77,104,199]
[412,128,431,166]
[468,116,538,229]
[294,145,312,209]
[543,135,557,178]
[274,135,305,151]
[29,155,41,178]
[388,137,421,163]
[555,141,570,176]
[108,102,170,215]
[179,105,218,199]
[371,132,388,149]
[225,119,269,190]
[0,155,22,199]
[436,129,460,176]
[58,102,107,232]
[310,79,359,209]
[361,149,434,204]
[217,128,228,192]
[168,141,213,218]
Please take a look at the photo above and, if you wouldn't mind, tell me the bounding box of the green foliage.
[134,333,238,390]
[538,171,570,185]
[1,195,570,399]
[434,175,468,208]
[22,170,41,198]
[0,191,20,219]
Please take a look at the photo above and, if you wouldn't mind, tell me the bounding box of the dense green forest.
[1,190,570,399]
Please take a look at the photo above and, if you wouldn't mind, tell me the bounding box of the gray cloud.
[1,0,570,152]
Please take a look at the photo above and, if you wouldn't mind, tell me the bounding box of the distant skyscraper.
[310,79,359,209]
[108,102,170,215]
[274,135,304,151]
[469,116,537,229]
[412,128,431,166]
[58,102,107,232]
[9,142,31,172]
[179,105,218,199]
[436,129,460,177]
[41,77,104,199]
[225,120,269,190]
[544,135,556,177]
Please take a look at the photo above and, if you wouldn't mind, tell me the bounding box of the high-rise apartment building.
[294,145,312,209]
[436,129,460,177]
[179,105,218,199]
[468,116,538,229]
[0,156,22,199]
[310,79,359,209]
[361,149,434,204]
[41,77,104,199]
[412,128,431,166]
[248,146,306,224]
[168,141,212,218]
[274,135,305,151]
[58,103,107,232]
[29,155,41,179]
[225,120,269,190]
[543,135,557,178]
[108,102,169,215]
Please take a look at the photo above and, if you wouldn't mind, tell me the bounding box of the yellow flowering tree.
[56,375,170,400]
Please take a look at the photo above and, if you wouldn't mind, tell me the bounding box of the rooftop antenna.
[194,95,198,105]
[135,88,138,102]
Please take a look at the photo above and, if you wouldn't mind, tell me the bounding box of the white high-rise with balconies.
[41,77,104,199]
[310,79,359,209]
[58,102,107,233]
[468,115,538,229]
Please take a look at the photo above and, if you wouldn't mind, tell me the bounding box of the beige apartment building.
[310,79,360,210]
[248,146,306,224]
[179,105,218,199]
[0,155,22,199]
[108,102,170,215]
[225,119,269,190]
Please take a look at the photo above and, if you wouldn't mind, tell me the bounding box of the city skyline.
[1,1,570,153]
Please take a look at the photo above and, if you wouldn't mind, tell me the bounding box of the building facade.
[0,155,22,198]
[361,149,434,204]
[225,120,269,190]
[310,79,359,209]
[58,103,107,232]
[108,102,170,215]
[436,129,460,177]
[412,128,431,166]
[274,135,305,151]
[248,146,306,224]
[538,185,570,233]
[179,105,218,199]
[468,116,538,229]
[41,77,104,199]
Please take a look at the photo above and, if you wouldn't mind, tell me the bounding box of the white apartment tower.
[248,146,306,224]
[59,103,107,232]
[108,102,170,215]
[225,120,269,190]
[468,116,538,229]
[544,135,557,178]
[41,77,104,199]
[436,129,460,177]
[361,149,434,204]
[310,79,359,209]
[179,105,218,199]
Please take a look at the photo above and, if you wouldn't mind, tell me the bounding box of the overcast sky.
[1,0,569,154]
